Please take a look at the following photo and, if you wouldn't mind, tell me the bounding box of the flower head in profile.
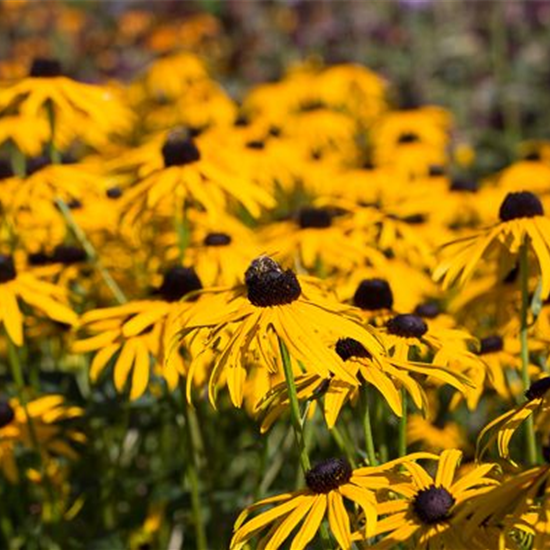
[231,457,391,550]
[0,395,84,483]
[364,450,499,550]
[435,191,550,297]
[0,254,77,346]
[170,256,384,407]
[73,266,204,400]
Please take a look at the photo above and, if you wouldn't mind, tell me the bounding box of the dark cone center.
[106,186,123,199]
[0,160,14,180]
[203,232,232,246]
[397,132,420,144]
[0,255,17,283]
[28,251,52,266]
[499,191,544,222]
[162,136,201,168]
[413,485,455,524]
[29,57,62,78]
[478,335,504,355]
[245,256,301,307]
[157,267,203,302]
[525,377,550,401]
[386,314,428,338]
[450,178,479,193]
[305,458,352,494]
[0,401,15,429]
[335,338,372,362]
[297,207,332,229]
[414,301,441,319]
[428,165,446,177]
[353,278,393,311]
[52,245,87,265]
[245,140,265,150]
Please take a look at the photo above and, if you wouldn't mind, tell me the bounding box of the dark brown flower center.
[0,255,16,283]
[414,301,441,319]
[413,485,455,524]
[0,160,14,180]
[51,245,87,265]
[203,232,232,246]
[525,377,550,401]
[297,207,332,229]
[305,458,352,494]
[157,267,202,302]
[106,186,123,199]
[28,251,51,266]
[245,140,265,150]
[478,335,503,355]
[162,135,201,168]
[335,338,372,362]
[428,165,446,177]
[29,57,62,78]
[397,131,420,144]
[386,314,427,338]
[499,191,544,222]
[450,178,479,193]
[0,401,15,429]
[245,256,301,307]
[353,279,393,311]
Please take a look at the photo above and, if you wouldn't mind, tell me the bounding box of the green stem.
[182,398,208,550]
[175,198,190,263]
[278,337,331,548]
[54,198,127,305]
[520,242,537,465]
[398,389,408,458]
[361,390,377,466]
[278,337,310,473]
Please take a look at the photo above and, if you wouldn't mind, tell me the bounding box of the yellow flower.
[0,254,77,346]
[73,267,204,400]
[366,450,498,550]
[0,395,84,483]
[170,256,384,408]
[435,191,550,297]
[231,457,394,550]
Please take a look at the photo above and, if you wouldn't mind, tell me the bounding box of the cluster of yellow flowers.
[2,9,550,547]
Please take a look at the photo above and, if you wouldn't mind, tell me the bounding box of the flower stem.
[46,101,62,165]
[398,389,407,457]
[277,337,331,548]
[361,389,377,466]
[520,241,537,465]
[54,198,127,305]
[181,397,208,550]
[277,337,311,473]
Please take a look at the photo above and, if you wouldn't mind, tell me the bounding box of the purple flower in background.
[398,0,433,9]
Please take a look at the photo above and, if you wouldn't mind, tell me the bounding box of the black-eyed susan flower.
[257,336,469,431]
[171,256,385,407]
[363,450,499,550]
[0,57,132,146]
[230,457,394,550]
[73,266,204,400]
[0,254,77,345]
[0,395,84,483]
[477,376,550,461]
[435,191,550,297]
[120,129,275,222]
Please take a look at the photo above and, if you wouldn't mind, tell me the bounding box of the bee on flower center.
[245,256,301,307]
